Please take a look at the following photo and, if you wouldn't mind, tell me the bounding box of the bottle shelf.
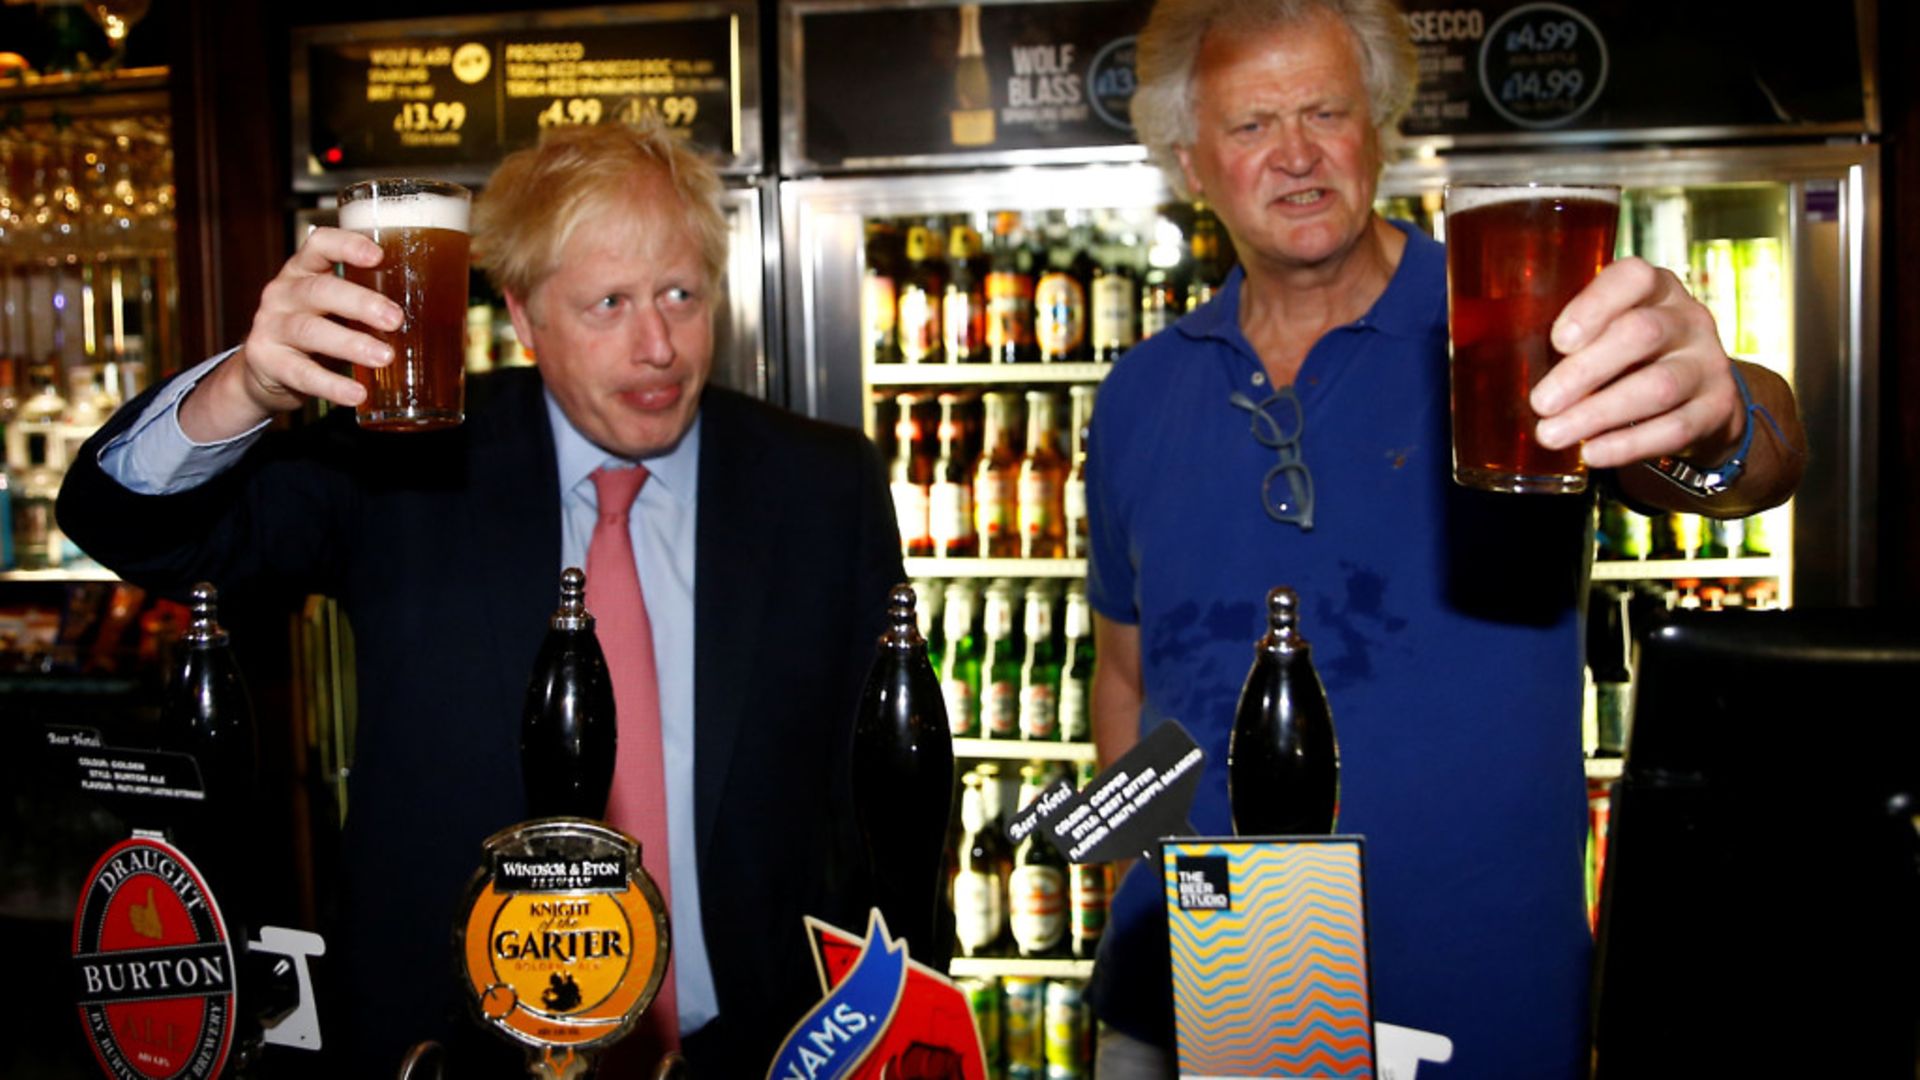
[947,956,1094,980]
[953,737,1096,763]
[870,362,1110,387]
[1590,556,1783,582]
[905,557,1087,579]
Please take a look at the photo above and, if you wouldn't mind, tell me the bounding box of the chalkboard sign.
[292,2,759,191]
[1399,0,1870,140]
[785,0,1154,173]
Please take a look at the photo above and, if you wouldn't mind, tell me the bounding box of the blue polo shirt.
[1085,222,1593,1078]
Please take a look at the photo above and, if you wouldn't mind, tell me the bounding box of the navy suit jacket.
[59,368,904,1076]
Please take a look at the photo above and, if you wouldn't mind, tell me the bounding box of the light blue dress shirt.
[100,355,720,1036]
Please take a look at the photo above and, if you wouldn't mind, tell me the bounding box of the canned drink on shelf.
[958,975,1003,1070]
[1004,974,1044,1072]
[1689,238,1739,356]
[1733,236,1787,363]
[1044,978,1090,1070]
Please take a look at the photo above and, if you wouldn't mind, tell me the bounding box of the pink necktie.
[586,465,679,1058]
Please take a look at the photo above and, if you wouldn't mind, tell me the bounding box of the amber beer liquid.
[339,178,472,430]
[1446,184,1619,494]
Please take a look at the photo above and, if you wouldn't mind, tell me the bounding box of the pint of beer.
[338,178,472,431]
[1445,183,1620,494]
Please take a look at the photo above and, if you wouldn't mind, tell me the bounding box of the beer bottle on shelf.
[1742,509,1773,558]
[943,221,989,364]
[522,568,619,819]
[0,469,13,571]
[1140,214,1185,340]
[863,219,903,365]
[851,584,957,968]
[897,224,945,364]
[10,430,61,570]
[1586,584,1632,758]
[1186,203,1228,312]
[917,576,947,674]
[953,770,1013,957]
[974,391,1023,558]
[1598,497,1651,561]
[1674,578,1703,611]
[1090,230,1138,363]
[891,392,934,558]
[981,579,1023,740]
[1651,511,1703,560]
[1699,514,1745,560]
[1068,760,1111,959]
[1034,214,1089,363]
[1059,582,1095,744]
[929,392,980,558]
[1018,582,1062,741]
[941,580,984,738]
[1018,390,1068,559]
[1009,763,1068,957]
[1228,586,1340,836]
[1618,501,1652,560]
[1064,385,1095,560]
[985,211,1037,364]
[978,761,1008,826]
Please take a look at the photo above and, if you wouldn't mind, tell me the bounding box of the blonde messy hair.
[473,117,728,300]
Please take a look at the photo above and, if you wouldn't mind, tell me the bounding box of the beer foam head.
[1445,184,1620,214]
[340,191,470,233]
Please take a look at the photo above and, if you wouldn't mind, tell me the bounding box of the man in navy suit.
[59,120,901,1076]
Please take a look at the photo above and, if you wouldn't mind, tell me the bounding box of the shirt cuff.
[98,348,273,495]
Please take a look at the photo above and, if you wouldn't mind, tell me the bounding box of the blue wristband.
[1643,364,1778,498]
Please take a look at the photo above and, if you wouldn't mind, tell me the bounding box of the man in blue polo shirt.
[1086,2,1805,1077]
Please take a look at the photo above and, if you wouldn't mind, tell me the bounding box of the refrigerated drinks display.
[781,0,1880,1052]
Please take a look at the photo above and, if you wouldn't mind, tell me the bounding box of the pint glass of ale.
[1445,183,1620,493]
[338,178,472,431]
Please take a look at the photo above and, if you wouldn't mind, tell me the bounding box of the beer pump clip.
[71,826,329,1080]
[456,819,671,1080]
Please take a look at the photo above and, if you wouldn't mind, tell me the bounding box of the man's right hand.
[179,227,404,442]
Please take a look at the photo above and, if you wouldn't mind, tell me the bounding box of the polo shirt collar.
[1174,218,1446,347]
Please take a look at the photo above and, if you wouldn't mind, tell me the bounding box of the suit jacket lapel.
[472,371,564,713]
[693,388,776,868]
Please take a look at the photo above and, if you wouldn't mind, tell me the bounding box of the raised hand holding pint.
[338,178,472,430]
[1445,183,1620,494]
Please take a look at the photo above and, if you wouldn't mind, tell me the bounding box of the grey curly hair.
[1131,0,1417,198]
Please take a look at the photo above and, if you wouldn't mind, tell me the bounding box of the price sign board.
[784,0,1155,173]
[1398,0,1870,141]
[293,2,758,191]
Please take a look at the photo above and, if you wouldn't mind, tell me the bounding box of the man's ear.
[503,290,538,360]
[1175,144,1205,200]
